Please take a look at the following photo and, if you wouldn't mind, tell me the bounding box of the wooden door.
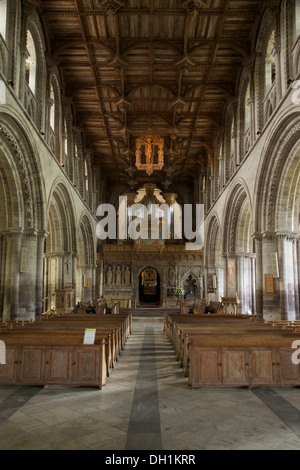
[19,346,45,385]
[189,346,222,387]
[71,346,101,387]
[222,347,250,386]
[44,346,73,385]
[276,347,300,385]
[0,346,20,384]
[249,347,277,386]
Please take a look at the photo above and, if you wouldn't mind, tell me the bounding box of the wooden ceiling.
[37,0,265,189]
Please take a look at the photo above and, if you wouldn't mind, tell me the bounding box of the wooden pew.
[0,331,107,389]
[39,313,132,369]
[188,331,300,388]
[18,322,117,375]
[164,313,300,388]
[0,314,132,389]
[177,323,293,376]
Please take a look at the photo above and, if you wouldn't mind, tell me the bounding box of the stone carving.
[168,266,176,285]
[115,265,122,285]
[106,266,112,285]
[0,124,33,228]
[124,266,131,285]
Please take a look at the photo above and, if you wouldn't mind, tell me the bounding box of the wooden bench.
[164,313,300,388]
[0,314,132,389]
[188,332,300,388]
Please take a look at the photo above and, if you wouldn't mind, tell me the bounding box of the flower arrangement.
[173,286,185,299]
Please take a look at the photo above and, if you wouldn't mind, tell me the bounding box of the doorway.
[139,267,161,305]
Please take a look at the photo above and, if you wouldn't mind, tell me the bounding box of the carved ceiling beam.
[97,0,125,15]
[42,8,259,18]
[181,0,231,173]
[74,0,120,182]
[182,0,209,13]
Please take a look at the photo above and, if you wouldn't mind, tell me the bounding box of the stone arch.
[235,198,252,254]
[25,10,47,131]
[43,180,77,312]
[255,112,300,234]
[0,113,45,320]
[223,181,252,254]
[224,102,237,183]
[76,213,96,303]
[62,103,75,182]
[237,67,252,160]
[223,181,255,313]
[46,180,76,253]
[48,69,63,161]
[206,214,222,267]
[137,265,162,306]
[78,214,95,266]
[205,214,223,302]
[0,112,45,230]
[255,8,277,132]
[254,113,300,320]
[180,270,199,300]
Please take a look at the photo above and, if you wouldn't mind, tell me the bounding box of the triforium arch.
[76,213,96,303]
[254,113,300,320]
[24,9,47,131]
[223,181,255,314]
[204,214,223,302]
[43,180,77,313]
[254,8,277,132]
[0,113,45,321]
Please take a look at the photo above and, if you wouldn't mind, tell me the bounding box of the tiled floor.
[1,316,300,450]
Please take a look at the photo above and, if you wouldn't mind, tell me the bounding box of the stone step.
[120,308,180,317]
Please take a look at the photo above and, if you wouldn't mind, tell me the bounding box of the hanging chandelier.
[135,128,164,176]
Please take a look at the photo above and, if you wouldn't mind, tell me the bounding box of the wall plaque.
[265,273,275,294]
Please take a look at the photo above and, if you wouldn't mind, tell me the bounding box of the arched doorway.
[139,267,160,306]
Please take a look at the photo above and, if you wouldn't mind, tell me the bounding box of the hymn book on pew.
[83,329,96,345]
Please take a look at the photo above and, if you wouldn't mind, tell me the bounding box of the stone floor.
[1,316,300,450]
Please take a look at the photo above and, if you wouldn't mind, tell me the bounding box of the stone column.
[72,251,77,307]
[293,237,299,319]
[277,232,299,320]
[99,258,104,297]
[19,229,43,320]
[260,231,280,320]
[1,230,22,321]
[236,253,255,315]
[35,231,48,319]
[253,233,263,318]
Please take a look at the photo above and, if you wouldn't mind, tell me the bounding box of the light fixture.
[135,128,164,176]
